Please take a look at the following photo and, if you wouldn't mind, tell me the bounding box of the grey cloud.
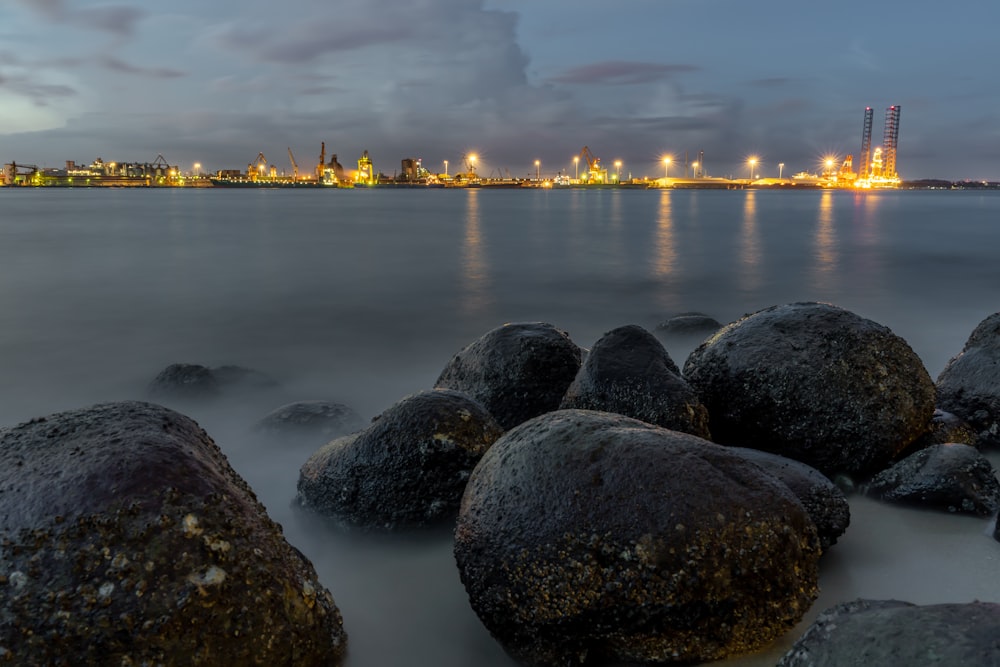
[0,72,77,105]
[548,61,700,86]
[98,56,185,79]
[14,0,144,36]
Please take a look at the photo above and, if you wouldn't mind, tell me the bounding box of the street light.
[535,159,540,181]
[747,157,758,181]
[573,155,579,180]
[193,162,201,177]
[663,156,672,179]
[467,153,477,175]
[614,160,622,181]
[692,161,699,178]
[443,160,448,176]
[779,162,785,179]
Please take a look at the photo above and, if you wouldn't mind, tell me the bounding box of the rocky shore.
[3,302,1000,665]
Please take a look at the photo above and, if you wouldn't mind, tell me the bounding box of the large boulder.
[560,324,711,438]
[454,409,820,666]
[296,389,503,530]
[779,598,1000,666]
[654,312,722,339]
[864,443,1000,516]
[727,447,850,551]
[936,312,1000,447]
[435,322,583,430]
[0,401,346,666]
[682,302,936,478]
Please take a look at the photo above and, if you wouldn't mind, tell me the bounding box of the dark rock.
[728,447,850,551]
[147,363,219,399]
[560,324,711,438]
[865,443,1000,516]
[147,363,278,401]
[0,401,346,665]
[654,312,723,338]
[296,389,503,530]
[907,409,978,453]
[254,400,365,441]
[936,312,1000,447]
[434,322,583,430]
[454,409,820,666]
[682,302,936,478]
[779,598,1000,666]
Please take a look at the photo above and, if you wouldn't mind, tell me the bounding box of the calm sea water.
[1,187,999,665]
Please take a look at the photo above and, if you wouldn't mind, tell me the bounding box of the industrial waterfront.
[11,104,991,190]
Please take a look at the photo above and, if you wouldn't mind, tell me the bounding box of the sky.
[1,0,998,181]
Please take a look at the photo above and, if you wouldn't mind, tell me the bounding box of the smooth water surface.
[1,186,999,665]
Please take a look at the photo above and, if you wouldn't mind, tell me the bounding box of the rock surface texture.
[434,322,582,430]
[683,302,936,478]
[936,312,1000,448]
[296,389,503,530]
[779,598,1000,666]
[727,447,850,550]
[865,443,1000,515]
[454,409,820,666]
[560,324,711,438]
[0,401,346,666]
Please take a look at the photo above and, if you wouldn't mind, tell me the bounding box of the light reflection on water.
[1,187,1000,665]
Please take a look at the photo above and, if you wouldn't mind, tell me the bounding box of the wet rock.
[779,598,1000,666]
[936,312,1000,448]
[654,311,723,338]
[864,443,1000,516]
[728,447,850,551]
[906,409,978,453]
[0,401,346,666]
[147,362,278,401]
[454,409,820,666]
[296,389,503,530]
[254,400,365,441]
[682,302,936,478]
[560,324,711,438]
[434,322,583,430]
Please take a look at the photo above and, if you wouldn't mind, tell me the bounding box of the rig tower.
[882,105,901,180]
[859,107,874,180]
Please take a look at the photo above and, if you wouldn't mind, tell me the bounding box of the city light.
[534,159,540,181]
[663,156,672,179]
[573,155,579,180]
[747,157,758,181]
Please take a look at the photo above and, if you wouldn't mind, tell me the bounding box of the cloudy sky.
[1,0,998,180]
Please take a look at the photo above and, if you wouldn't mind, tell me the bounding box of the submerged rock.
[683,302,936,478]
[435,322,583,430]
[296,389,503,530]
[865,443,1000,516]
[454,409,820,666]
[654,312,723,338]
[560,324,711,438]
[936,312,1000,448]
[728,447,850,551]
[779,599,1000,666]
[0,401,346,666]
[254,400,365,441]
[147,362,277,401]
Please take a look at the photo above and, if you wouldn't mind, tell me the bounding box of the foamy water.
[1,186,998,664]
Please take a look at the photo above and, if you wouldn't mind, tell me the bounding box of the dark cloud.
[217,23,413,64]
[98,56,185,79]
[547,61,699,86]
[13,0,144,36]
[0,72,77,105]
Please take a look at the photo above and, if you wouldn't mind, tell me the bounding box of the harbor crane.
[248,152,269,180]
[288,147,299,179]
[579,146,607,182]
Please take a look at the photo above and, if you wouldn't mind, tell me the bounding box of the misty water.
[2,186,999,665]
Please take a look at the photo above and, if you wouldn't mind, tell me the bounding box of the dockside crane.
[288,147,299,179]
[248,152,268,181]
[579,146,607,183]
